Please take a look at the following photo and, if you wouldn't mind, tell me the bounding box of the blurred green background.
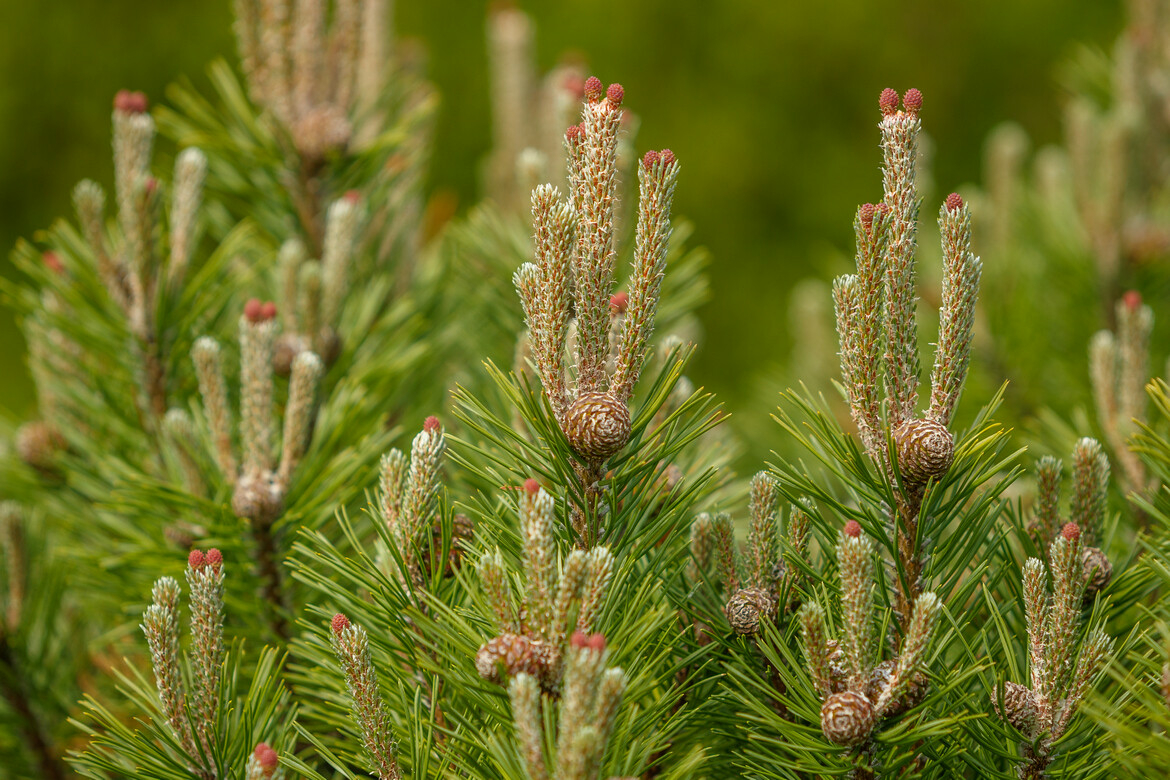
[0,0,1124,423]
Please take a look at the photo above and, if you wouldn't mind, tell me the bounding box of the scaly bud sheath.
[299,260,323,355]
[112,102,155,255]
[278,239,307,331]
[164,408,205,495]
[572,82,624,393]
[800,601,834,700]
[846,202,890,460]
[876,591,941,715]
[1033,456,1063,543]
[745,472,779,590]
[1022,558,1050,702]
[291,0,325,117]
[509,673,550,780]
[1116,294,1152,425]
[380,449,408,542]
[1,503,25,631]
[689,512,714,580]
[1047,532,1085,703]
[240,312,278,474]
[321,196,358,328]
[277,351,324,482]
[929,196,982,426]
[549,550,589,674]
[521,484,558,637]
[833,274,860,407]
[73,179,127,309]
[478,550,517,632]
[186,550,225,753]
[610,148,679,402]
[837,528,876,688]
[556,640,607,772]
[168,148,208,286]
[332,620,402,780]
[519,185,576,421]
[781,502,812,598]
[192,337,238,481]
[141,577,200,760]
[330,0,361,111]
[578,546,614,634]
[879,92,923,428]
[711,512,740,595]
[1053,628,1112,738]
[404,419,446,564]
[1070,438,1108,545]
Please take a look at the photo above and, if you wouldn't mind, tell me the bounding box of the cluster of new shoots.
[273,192,361,374]
[688,473,810,636]
[377,416,473,591]
[993,523,1113,776]
[833,88,982,629]
[140,550,227,779]
[476,479,614,693]
[1029,438,1114,598]
[1089,290,1155,495]
[508,631,627,780]
[801,522,942,749]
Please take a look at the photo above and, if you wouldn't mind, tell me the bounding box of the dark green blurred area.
[0,0,1123,422]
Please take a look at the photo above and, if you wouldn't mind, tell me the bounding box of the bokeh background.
[0,0,1125,426]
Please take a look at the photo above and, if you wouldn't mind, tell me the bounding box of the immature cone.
[820,691,877,746]
[725,587,776,636]
[994,681,1037,735]
[893,417,955,484]
[476,633,554,687]
[1081,546,1113,595]
[564,391,631,460]
[231,470,284,523]
[15,421,65,470]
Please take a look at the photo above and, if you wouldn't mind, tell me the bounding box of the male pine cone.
[893,418,954,484]
[564,391,631,460]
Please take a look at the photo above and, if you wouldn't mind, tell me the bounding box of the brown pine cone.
[893,417,955,485]
[15,420,66,471]
[820,690,877,746]
[475,633,553,688]
[992,681,1037,736]
[273,333,307,376]
[231,470,284,524]
[725,587,777,636]
[564,391,631,460]
[1081,546,1113,597]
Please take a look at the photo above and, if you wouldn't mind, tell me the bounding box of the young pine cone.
[893,418,955,485]
[820,690,877,746]
[564,391,631,460]
[475,633,554,688]
[725,587,777,636]
[993,681,1037,735]
[1081,546,1113,597]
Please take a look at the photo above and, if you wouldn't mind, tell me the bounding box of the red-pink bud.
[843,520,862,538]
[587,633,606,652]
[343,189,361,204]
[563,72,585,99]
[114,89,149,114]
[565,124,583,143]
[205,548,223,568]
[253,743,279,773]
[244,298,264,323]
[1061,522,1080,541]
[879,88,899,116]
[945,192,963,212]
[331,613,350,636]
[571,630,588,648]
[659,149,676,167]
[188,549,206,569]
[610,291,629,314]
[874,202,891,221]
[903,88,923,114]
[606,82,624,107]
[424,415,441,433]
[642,150,660,169]
[858,203,876,229]
[260,301,277,321]
[42,251,65,274]
[1123,290,1142,310]
[523,478,540,494]
[584,76,603,102]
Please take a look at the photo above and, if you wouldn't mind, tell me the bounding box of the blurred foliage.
[0,0,1125,468]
